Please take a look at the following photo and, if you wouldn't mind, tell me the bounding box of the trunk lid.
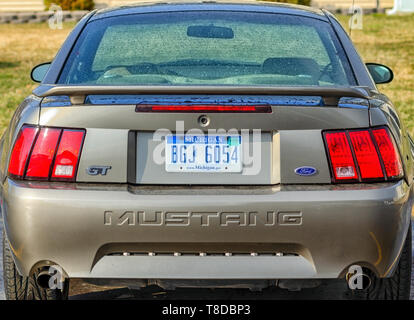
[35,85,370,185]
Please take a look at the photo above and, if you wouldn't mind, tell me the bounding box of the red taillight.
[26,128,61,179]
[349,130,384,179]
[8,126,38,178]
[51,130,85,181]
[372,128,403,179]
[324,127,403,183]
[135,105,272,113]
[8,126,85,181]
[324,131,358,181]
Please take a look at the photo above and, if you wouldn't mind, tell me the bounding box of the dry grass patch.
[0,23,74,133]
[338,14,414,134]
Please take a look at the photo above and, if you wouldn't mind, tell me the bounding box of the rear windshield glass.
[58,11,355,86]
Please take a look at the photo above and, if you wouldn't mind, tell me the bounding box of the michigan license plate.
[165,135,242,173]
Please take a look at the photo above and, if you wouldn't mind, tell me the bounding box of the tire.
[2,232,69,300]
[354,223,412,300]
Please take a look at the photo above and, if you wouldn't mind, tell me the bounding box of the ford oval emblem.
[295,166,317,176]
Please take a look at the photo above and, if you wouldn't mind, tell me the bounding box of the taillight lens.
[324,131,358,181]
[51,130,85,181]
[372,128,403,179]
[8,126,38,178]
[26,128,61,179]
[349,131,383,179]
[324,127,403,183]
[8,125,85,181]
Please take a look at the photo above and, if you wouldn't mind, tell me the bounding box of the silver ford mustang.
[1,1,413,300]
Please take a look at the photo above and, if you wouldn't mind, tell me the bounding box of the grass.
[0,15,413,134]
[0,23,75,133]
[337,14,414,134]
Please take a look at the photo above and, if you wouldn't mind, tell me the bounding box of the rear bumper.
[1,179,413,279]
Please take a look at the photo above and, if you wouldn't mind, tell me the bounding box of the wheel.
[2,232,69,300]
[353,223,412,300]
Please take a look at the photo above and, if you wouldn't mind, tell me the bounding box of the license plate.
[165,135,242,173]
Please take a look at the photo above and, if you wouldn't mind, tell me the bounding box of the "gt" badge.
[87,166,112,176]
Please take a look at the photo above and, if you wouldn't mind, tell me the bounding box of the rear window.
[58,11,355,86]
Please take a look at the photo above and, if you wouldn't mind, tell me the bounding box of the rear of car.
[1,2,413,299]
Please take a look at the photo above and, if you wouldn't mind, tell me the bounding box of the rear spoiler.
[33,85,370,105]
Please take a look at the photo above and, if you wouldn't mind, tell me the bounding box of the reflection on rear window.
[59,11,355,86]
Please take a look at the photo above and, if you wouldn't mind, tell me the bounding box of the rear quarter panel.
[369,95,414,184]
[0,96,41,183]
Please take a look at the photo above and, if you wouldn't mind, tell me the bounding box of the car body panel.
[2,179,412,279]
[35,103,370,185]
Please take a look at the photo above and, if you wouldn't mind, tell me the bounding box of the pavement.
[0,215,413,300]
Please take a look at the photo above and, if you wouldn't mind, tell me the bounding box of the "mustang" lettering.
[103,211,302,227]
